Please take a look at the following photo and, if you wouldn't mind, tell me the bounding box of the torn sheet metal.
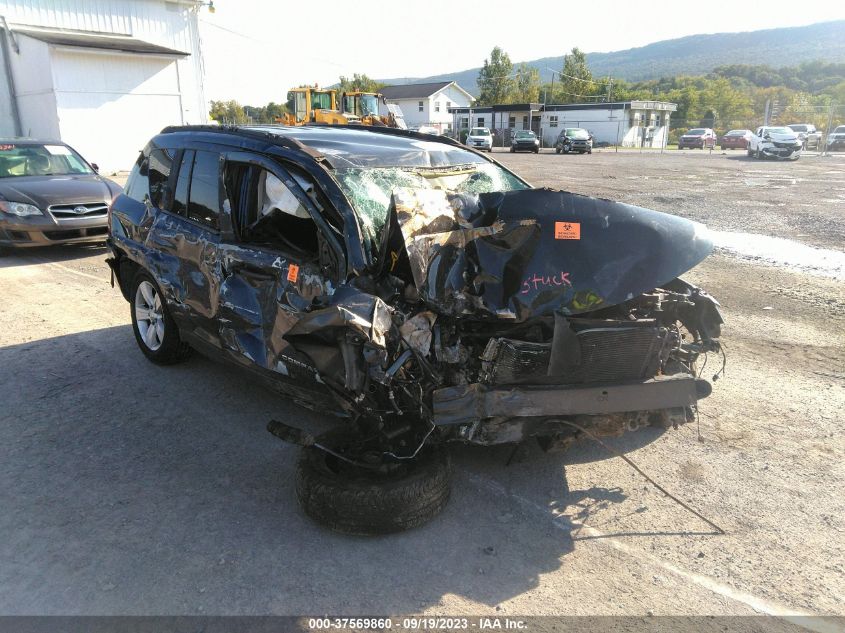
[388,187,714,322]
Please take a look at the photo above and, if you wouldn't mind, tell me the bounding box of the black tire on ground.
[756,148,763,159]
[130,270,192,365]
[510,147,515,153]
[555,147,561,154]
[747,149,754,157]
[296,426,452,535]
[534,149,539,154]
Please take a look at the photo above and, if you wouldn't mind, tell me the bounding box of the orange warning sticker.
[555,221,581,240]
[287,263,299,283]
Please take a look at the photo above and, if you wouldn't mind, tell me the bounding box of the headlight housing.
[0,201,43,217]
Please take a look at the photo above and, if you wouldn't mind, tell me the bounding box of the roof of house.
[13,27,189,56]
[380,81,473,101]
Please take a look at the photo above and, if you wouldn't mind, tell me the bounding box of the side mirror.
[91,163,99,173]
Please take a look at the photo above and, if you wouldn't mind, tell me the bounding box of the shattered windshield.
[335,163,528,249]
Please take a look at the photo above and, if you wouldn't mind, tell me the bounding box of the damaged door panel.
[107,125,725,533]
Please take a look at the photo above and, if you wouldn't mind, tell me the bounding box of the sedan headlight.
[0,201,43,217]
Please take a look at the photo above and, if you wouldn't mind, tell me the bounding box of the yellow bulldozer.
[278,86,405,128]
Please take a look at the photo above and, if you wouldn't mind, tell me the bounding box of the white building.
[379,81,474,134]
[450,101,678,148]
[0,0,208,172]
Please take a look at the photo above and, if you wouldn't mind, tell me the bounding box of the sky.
[198,0,845,105]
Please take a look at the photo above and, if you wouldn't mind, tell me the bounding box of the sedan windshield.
[335,163,528,247]
[686,129,706,135]
[834,127,845,134]
[765,127,791,135]
[469,128,490,136]
[564,128,589,139]
[515,131,535,139]
[0,143,94,178]
[726,130,747,136]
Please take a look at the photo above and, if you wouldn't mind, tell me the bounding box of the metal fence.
[669,103,845,154]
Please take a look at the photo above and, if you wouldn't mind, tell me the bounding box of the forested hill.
[379,20,845,94]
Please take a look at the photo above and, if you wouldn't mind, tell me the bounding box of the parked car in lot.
[748,126,802,160]
[787,124,821,150]
[826,126,845,151]
[0,140,120,253]
[466,127,493,152]
[107,125,723,534]
[678,128,717,149]
[554,128,592,154]
[720,129,753,150]
[510,130,540,153]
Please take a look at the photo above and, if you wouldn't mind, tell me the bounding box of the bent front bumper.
[433,374,710,426]
[760,144,802,159]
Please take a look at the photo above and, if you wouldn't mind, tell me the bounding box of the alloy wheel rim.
[135,281,164,351]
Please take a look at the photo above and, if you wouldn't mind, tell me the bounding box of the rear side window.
[124,152,149,204]
[187,151,221,229]
[148,149,174,210]
[171,150,193,216]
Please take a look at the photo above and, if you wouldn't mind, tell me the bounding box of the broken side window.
[224,161,320,261]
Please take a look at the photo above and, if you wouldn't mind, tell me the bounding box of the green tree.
[338,73,387,93]
[557,47,595,103]
[477,46,515,106]
[209,100,247,124]
[515,63,540,103]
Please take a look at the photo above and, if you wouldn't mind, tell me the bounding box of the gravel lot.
[1,150,843,618]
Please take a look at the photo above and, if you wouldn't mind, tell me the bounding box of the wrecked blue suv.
[107,125,722,535]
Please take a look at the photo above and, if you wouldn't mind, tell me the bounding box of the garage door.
[52,49,185,172]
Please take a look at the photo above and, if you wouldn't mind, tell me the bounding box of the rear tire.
[130,270,191,365]
[295,426,452,535]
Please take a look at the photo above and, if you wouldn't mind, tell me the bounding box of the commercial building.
[0,0,208,172]
[450,101,678,148]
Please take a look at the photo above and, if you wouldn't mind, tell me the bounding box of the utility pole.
[763,99,771,126]
[823,102,835,156]
[607,77,613,103]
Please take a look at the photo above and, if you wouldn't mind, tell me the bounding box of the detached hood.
[0,175,118,208]
[384,188,713,321]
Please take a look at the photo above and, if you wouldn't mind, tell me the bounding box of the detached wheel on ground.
[296,426,452,535]
[130,270,191,364]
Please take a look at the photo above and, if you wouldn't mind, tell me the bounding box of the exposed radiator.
[483,325,666,385]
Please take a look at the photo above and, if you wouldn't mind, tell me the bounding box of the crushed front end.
[281,186,723,457]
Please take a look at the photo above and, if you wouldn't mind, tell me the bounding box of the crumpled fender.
[386,187,714,321]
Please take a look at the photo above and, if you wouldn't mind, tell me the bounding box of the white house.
[450,101,678,148]
[0,0,208,172]
[379,81,474,134]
